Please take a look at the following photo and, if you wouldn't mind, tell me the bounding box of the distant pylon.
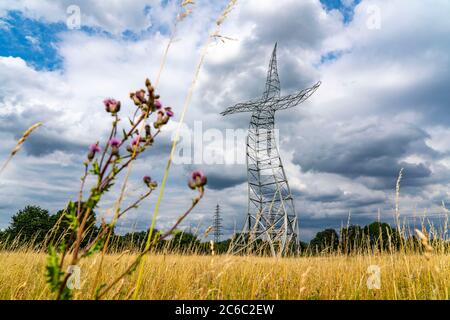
[213,204,223,243]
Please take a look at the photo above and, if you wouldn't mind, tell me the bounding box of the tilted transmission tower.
[221,43,321,256]
[213,204,223,243]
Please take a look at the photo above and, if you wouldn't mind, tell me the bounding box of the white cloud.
[0,0,178,34]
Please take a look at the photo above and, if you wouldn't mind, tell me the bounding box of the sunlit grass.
[1,250,449,300]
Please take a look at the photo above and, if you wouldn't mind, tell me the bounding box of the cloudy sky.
[1,0,450,241]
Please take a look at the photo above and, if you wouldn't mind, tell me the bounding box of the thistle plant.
[45,78,206,300]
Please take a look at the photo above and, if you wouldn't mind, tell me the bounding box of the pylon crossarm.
[271,81,321,111]
[221,99,262,116]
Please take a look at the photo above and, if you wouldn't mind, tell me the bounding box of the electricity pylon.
[213,204,223,244]
[221,43,321,256]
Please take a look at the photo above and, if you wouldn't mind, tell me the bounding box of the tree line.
[0,205,206,253]
[0,205,445,255]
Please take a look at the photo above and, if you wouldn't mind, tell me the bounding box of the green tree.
[0,228,7,243]
[115,230,160,251]
[310,228,339,253]
[166,231,200,252]
[363,222,402,251]
[6,206,53,245]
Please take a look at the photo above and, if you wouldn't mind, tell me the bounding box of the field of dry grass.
[1,250,449,300]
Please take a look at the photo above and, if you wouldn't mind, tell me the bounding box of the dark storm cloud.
[22,130,85,156]
[381,77,450,126]
[204,172,246,190]
[300,189,386,208]
[302,189,344,203]
[292,120,437,186]
[0,106,86,156]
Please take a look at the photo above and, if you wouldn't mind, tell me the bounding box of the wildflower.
[130,92,141,106]
[109,138,121,156]
[109,138,121,147]
[127,136,142,154]
[154,111,164,129]
[143,175,158,189]
[165,107,174,118]
[153,107,174,129]
[188,170,207,190]
[103,98,121,114]
[131,136,141,146]
[154,100,162,110]
[135,89,146,103]
[87,143,100,161]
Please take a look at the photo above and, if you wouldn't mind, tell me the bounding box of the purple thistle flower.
[87,143,100,161]
[109,138,121,147]
[135,90,146,103]
[89,144,101,153]
[103,98,121,114]
[188,170,207,190]
[154,100,162,110]
[192,170,204,180]
[165,107,174,118]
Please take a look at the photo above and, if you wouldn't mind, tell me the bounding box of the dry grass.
[1,250,449,300]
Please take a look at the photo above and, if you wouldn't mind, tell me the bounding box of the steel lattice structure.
[213,204,223,243]
[221,43,321,256]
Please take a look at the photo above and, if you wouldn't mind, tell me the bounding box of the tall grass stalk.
[132,0,238,299]
[0,122,43,177]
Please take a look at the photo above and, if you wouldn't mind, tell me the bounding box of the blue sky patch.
[0,11,66,71]
[0,8,172,70]
[320,0,362,23]
[319,49,348,65]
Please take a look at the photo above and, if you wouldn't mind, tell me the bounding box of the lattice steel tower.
[213,204,223,243]
[221,43,321,256]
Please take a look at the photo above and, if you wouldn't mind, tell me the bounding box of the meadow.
[1,249,449,300]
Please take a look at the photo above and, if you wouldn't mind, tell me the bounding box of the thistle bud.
[188,170,207,190]
[145,124,151,137]
[87,143,100,161]
[135,89,146,103]
[154,100,162,110]
[153,110,165,129]
[103,98,121,114]
[143,175,158,189]
[130,92,141,106]
[109,138,121,156]
[165,107,174,118]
